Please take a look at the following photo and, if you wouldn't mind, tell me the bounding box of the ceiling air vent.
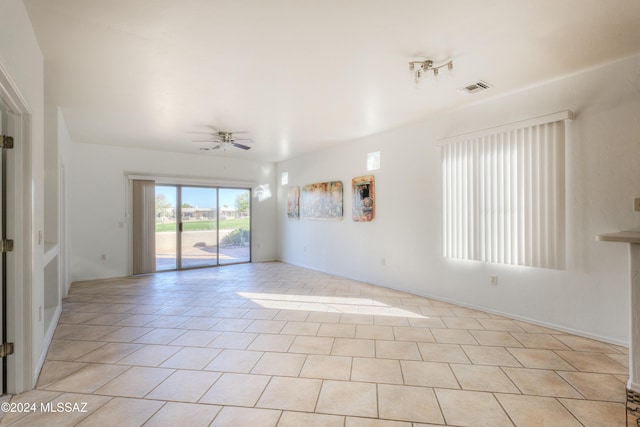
[461,80,492,94]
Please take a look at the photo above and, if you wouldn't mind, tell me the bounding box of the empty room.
[1,0,640,426]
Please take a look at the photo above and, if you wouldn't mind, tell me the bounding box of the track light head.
[408,58,453,85]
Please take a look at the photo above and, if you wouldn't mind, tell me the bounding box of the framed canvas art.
[287,186,300,219]
[352,175,375,222]
[301,181,343,220]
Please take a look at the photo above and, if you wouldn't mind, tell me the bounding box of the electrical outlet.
[490,274,498,285]
[634,197,640,212]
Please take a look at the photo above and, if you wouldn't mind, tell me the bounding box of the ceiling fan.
[190,130,253,151]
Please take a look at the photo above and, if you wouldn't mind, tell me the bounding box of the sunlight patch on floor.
[236,292,427,318]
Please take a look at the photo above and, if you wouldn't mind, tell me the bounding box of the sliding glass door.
[219,188,251,264]
[181,187,218,268]
[154,184,250,271]
[155,185,177,271]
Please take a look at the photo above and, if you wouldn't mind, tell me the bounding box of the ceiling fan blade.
[230,138,254,143]
[188,131,218,135]
[192,140,221,143]
[198,143,222,151]
[232,142,251,150]
[190,129,248,135]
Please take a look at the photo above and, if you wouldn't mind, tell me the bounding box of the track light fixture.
[409,59,453,84]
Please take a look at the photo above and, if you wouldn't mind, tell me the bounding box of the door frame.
[0,63,34,393]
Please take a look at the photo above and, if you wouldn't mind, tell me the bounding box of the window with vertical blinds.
[441,111,572,269]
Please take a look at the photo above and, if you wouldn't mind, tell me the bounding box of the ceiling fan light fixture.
[190,129,254,153]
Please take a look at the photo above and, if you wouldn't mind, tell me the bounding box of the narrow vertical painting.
[352,175,375,222]
[287,186,300,219]
[301,181,343,220]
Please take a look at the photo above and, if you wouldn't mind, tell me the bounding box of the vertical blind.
[132,179,156,275]
[441,111,572,269]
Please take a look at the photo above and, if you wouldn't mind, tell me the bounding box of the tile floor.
[0,262,629,426]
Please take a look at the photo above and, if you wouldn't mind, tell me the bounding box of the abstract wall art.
[352,175,375,222]
[301,181,343,220]
[287,186,300,219]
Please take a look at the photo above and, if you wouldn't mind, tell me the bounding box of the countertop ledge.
[596,231,640,244]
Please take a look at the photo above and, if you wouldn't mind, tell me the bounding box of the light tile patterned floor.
[0,262,629,426]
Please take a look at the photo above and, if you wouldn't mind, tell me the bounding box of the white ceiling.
[23,0,640,162]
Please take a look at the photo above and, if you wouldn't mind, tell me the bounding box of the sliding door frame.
[126,174,254,275]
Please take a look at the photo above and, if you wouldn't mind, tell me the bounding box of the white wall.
[0,0,45,389]
[277,55,640,345]
[68,142,277,281]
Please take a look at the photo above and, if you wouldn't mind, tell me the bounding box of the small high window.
[367,151,380,171]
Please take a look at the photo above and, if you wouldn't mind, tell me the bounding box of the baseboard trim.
[279,260,628,348]
[33,304,62,386]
